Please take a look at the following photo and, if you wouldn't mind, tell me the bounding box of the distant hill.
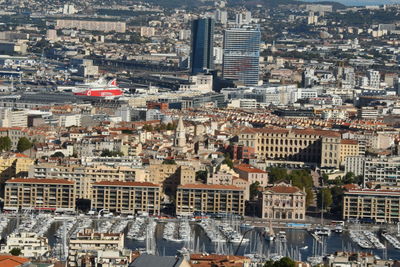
[143,0,346,10]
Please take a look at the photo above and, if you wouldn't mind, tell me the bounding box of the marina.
[0,214,400,262]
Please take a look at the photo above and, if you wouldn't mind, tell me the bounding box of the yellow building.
[91,181,161,215]
[176,184,245,216]
[4,178,75,212]
[0,153,33,184]
[239,127,342,168]
[339,139,359,165]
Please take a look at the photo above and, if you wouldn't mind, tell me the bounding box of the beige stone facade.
[259,182,306,221]
[339,139,359,165]
[4,178,75,211]
[343,188,400,223]
[91,181,161,215]
[176,184,245,216]
[239,128,342,168]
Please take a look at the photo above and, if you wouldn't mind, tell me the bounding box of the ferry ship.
[72,78,123,97]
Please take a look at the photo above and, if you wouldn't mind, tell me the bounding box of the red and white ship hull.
[72,78,123,97]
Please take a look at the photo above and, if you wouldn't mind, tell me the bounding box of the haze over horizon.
[304,0,400,6]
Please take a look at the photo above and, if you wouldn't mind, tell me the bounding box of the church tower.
[175,117,186,148]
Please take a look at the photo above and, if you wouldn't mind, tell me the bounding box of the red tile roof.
[6,178,74,185]
[267,185,301,194]
[93,181,160,187]
[234,164,267,174]
[178,184,243,191]
[0,255,30,267]
[240,127,341,138]
[341,139,358,145]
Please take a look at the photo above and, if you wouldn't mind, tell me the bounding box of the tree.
[305,187,314,208]
[317,188,333,211]
[0,136,11,151]
[195,170,208,183]
[162,159,176,165]
[330,186,345,216]
[101,149,123,157]
[222,153,233,169]
[17,137,32,152]
[9,247,21,256]
[250,181,260,200]
[142,124,153,132]
[51,152,65,158]
[264,257,295,267]
[321,173,329,184]
[268,167,288,183]
[343,172,355,184]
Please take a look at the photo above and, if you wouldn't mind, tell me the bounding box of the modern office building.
[222,26,261,86]
[190,18,214,74]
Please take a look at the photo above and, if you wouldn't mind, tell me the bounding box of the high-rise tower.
[190,18,215,75]
[222,26,261,86]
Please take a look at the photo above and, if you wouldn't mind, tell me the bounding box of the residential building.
[191,18,214,74]
[223,26,261,86]
[176,184,245,216]
[91,181,161,215]
[0,108,27,127]
[343,188,400,223]
[339,139,359,166]
[56,19,126,33]
[4,178,75,212]
[345,156,400,186]
[68,229,125,267]
[258,182,306,220]
[367,69,381,88]
[0,232,49,258]
[0,153,34,186]
[233,163,269,186]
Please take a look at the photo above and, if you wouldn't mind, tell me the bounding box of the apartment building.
[339,139,359,165]
[343,188,400,223]
[345,156,400,186]
[238,127,342,168]
[176,184,245,216]
[0,232,49,258]
[4,178,75,212]
[91,181,161,215]
[147,164,196,195]
[68,229,126,267]
[56,19,126,33]
[258,182,306,220]
[0,153,33,185]
[233,163,269,186]
[29,164,146,199]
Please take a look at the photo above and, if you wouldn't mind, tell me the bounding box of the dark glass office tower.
[223,26,261,86]
[191,18,214,75]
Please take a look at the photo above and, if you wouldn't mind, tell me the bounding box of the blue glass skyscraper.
[191,18,214,75]
[223,26,261,86]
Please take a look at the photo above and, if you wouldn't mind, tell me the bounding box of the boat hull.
[74,89,123,97]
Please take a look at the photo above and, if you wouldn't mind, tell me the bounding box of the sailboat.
[264,221,275,241]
